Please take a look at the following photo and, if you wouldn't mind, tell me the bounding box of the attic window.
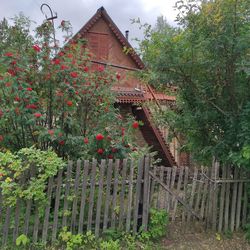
[87,32,109,60]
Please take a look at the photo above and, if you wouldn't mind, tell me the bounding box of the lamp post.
[40,3,58,52]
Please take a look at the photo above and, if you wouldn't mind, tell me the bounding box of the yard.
[161,222,249,250]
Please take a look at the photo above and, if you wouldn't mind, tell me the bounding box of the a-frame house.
[74,7,189,167]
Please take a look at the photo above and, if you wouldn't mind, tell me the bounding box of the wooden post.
[133,158,144,233]
[142,157,150,231]
[126,160,134,232]
[118,159,128,229]
[95,160,106,237]
[52,169,63,242]
[218,165,226,232]
[212,161,219,231]
[230,168,239,232]
[103,159,113,231]
[78,160,90,234]
[87,159,97,231]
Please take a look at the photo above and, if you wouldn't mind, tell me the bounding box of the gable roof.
[76,6,145,69]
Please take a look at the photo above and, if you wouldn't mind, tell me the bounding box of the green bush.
[0,147,64,207]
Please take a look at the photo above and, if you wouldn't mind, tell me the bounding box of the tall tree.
[0,15,139,160]
[140,0,250,165]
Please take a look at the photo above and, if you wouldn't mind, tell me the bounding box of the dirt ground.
[160,222,250,250]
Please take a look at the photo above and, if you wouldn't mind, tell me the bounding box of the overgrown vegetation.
[0,14,143,160]
[0,209,168,250]
[0,147,64,207]
[138,0,250,166]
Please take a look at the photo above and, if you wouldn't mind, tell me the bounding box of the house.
[73,7,189,167]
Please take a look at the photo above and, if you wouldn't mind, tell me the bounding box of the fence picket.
[194,171,203,213]
[170,167,177,208]
[142,157,150,230]
[224,166,231,231]
[62,162,73,228]
[87,159,97,231]
[242,182,248,227]
[133,158,144,233]
[165,168,172,212]
[182,167,189,222]
[126,160,134,232]
[150,167,157,207]
[78,160,89,233]
[200,169,208,219]
[13,200,21,243]
[212,162,219,231]
[52,169,63,241]
[32,206,40,243]
[172,167,183,221]
[218,165,226,232]
[118,159,128,229]
[230,168,239,232]
[103,159,114,231]
[187,168,198,223]
[111,159,120,228]
[236,170,243,230]
[2,207,11,246]
[23,166,36,237]
[71,160,82,232]
[42,176,54,242]
[95,160,106,237]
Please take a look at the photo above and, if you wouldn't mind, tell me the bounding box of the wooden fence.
[150,162,250,232]
[0,157,249,246]
[0,157,151,246]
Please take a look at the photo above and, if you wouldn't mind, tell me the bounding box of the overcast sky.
[0,0,178,47]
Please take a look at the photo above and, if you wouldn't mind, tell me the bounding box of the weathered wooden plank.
[118,159,128,229]
[182,167,189,222]
[224,166,231,231]
[126,160,134,232]
[133,158,144,233]
[200,170,208,219]
[42,176,54,242]
[230,168,239,232]
[187,168,198,223]
[23,165,36,237]
[206,167,213,229]
[95,160,106,237]
[23,199,32,236]
[157,166,165,209]
[52,169,63,242]
[2,207,11,246]
[218,165,226,232]
[212,161,219,231]
[13,199,21,243]
[70,160,82,232]
[170,167,177,209]
[78,160,89,234]
[242,182,248,227]
[111,159,120,228]
[165,168,172,212]
[149,171,202,220]
[87,159,97,231]
[172,167,184,221]
[62,161,73,228]
[142,157,150,230]
[236,170,243,230]
[103,159,114,231]
[194,171,203,213]
[32,206,40,243]
[149,167,157,207]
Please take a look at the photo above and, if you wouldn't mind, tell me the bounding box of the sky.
[0,0,178,47]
